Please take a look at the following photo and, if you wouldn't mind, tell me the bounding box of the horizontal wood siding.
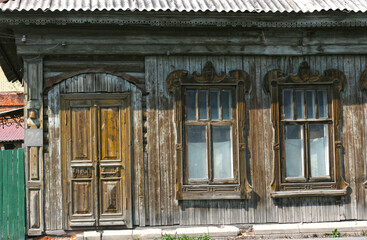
[45,62,145,230]
[145,55,367,225]
[14,26,367,56]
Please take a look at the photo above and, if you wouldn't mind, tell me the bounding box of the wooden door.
[61,94,131,229]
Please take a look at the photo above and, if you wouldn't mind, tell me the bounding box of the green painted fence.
[0,149,25,240]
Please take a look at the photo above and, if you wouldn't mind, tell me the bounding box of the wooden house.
[0,0,367,236]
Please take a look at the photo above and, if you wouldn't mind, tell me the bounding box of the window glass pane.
[210,90,220,120]
[306,90,316,119]
[187,125,208,179]
[213,126,233,179]
[222,90,232,120]
[310,124,329,177]
[285,125,304,178]
[295,90,304,119]
[186,90,196,121]
[198,90,208,120]
[283,89,293,119]
[318,90,327,119]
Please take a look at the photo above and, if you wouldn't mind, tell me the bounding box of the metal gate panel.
[0,149,25,240]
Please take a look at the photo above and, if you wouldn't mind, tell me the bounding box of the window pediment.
[264,62,346,93]
[167,61,252,89]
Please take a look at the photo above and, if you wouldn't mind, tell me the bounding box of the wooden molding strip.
[270,189,347,198]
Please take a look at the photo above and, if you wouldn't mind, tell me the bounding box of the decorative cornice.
[2,12,367,28]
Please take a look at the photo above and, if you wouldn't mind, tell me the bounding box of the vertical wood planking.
[353,55,364,220]
[146,57,161,226]
[132,89,146,226]
[361,56,367,220]
[165,56,175,225]
[250,56,261,223]
[173,56,184,225]
[47,87,55,230]
[344,56,358,220]
[157,56,168,226]
[242,56,253,224]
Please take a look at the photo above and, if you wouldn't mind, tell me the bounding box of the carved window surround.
[263,62,349,198]
[360,70,367,192]
[166,62,252,200]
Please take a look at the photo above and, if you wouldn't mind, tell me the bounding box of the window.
[184,88,236,184]
[281,88,331,182]
[264,62,348,198]
[167,61,252,200]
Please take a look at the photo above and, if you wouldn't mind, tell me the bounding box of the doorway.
[61,93,131,228]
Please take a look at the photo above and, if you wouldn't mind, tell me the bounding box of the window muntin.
[281,87,332,183]
[184,87,236,184]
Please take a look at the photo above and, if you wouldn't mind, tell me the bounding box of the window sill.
[179,184,250,200]
[270,189,347,198]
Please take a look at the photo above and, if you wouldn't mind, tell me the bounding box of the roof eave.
[0,28,22,83]
[0,10,366,29]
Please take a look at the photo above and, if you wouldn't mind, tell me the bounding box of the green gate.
[0,149,25,240]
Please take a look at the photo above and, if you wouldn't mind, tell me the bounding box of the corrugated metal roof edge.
[1,10,367,29]
[0,8,363,13]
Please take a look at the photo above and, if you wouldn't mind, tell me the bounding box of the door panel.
[98,101,125,225]
[72,180,93,215]
[62,94,130,229]
[100,106,120,161]
[101,179,121,214]
[66,101,97,227]
[71,107,92,162]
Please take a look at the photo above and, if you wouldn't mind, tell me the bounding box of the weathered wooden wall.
[37,38,367,229]
[144,55,367,225]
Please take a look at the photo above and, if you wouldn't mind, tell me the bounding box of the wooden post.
[23,57,44,236]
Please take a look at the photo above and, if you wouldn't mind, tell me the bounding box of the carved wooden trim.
[24,57,44,235]
[166,61,252,200]
[270,189,347,198]
[360,70,367,91]
[263,61,348,197]
[44,68,146,93]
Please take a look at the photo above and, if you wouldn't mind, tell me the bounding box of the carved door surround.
[61,93,132,229]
